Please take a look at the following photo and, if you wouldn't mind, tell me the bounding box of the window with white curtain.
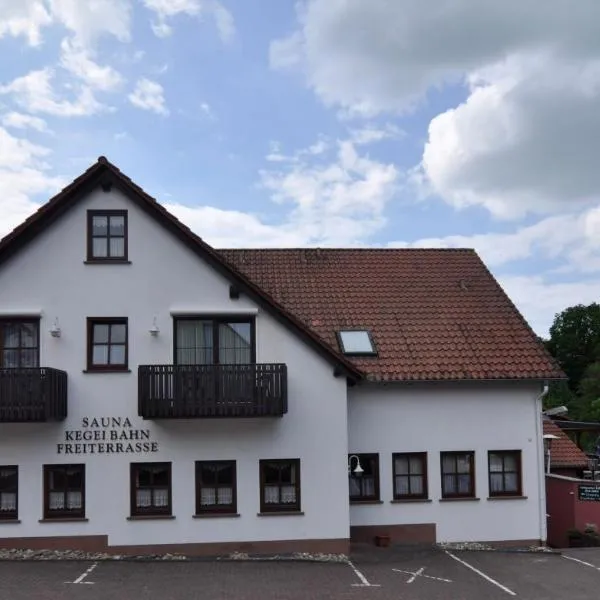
[195,461,237,514]
[393,453,428,499]
[488,451,522,497]
[348,454,380,502]
[260,459,301,513]
[441,451,475,498]
[43,464,85,519]
[174,318,253,365]
[0,466,18,520]
[87,210,128,261]
[0,320,39,368]
[130,462,172,516]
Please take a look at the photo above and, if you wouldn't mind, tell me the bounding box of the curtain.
[280,485,296,504]
[395,476,409,496]
[176,321,213,364]
[49,492,65,510]
[67,491,82,509]
[153,488,169,507]
[218,323,251,364]
[136,489,152,507]
[0,492,16,511]
[264,485,280,504]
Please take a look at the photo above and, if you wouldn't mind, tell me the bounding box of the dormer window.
[337,330,376,356]
[87,210,128,262]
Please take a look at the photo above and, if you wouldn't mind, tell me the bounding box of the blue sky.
[2,0,600,338]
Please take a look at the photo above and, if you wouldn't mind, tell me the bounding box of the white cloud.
[128,78,168,115]
[271,1,600,222]
[47,0,131,46]
[200,102,215,119]
[0,68,106,117]
[259,137,398,244]
[0,0,52,46]
[350,123,404,145]
[143,0,235,42]
[498,275,600,338]
[59,38,123,91]
[419,52,600,219]
[0,126,63,238]
[271,0,600,115]
[1,112,50,133]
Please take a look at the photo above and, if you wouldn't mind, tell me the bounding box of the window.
[393,453,428,500]
[195,461,236,514]
[441,452,475,498]
[130,462,172,517]
[0,319,39,368]
[43,464,85,519]
[87,210,128,261]
[337,330,376,355]
[349,453,380,502]
[87,318,128,371]
[0,466,18,520]
[259,459,300,513]
[174,317,254,365]
[488,451,522,497]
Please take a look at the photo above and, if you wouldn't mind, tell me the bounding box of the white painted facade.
[0,187,350,548]
[348,382,547,543]
[0,181,549,551]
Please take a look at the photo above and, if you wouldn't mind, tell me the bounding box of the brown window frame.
[0,318,40,369]
[349,453,380,503]
[86,317,128,372]
[130,462,172,517]
[195,460,237,515]
[393,452,428,500]
[259,459,301,513]
[87,210,128,262]
[173,316,256,365]
[488,450,522,497]
[43,464,85,519]
[0,466,18,521]
[440,451,475,499]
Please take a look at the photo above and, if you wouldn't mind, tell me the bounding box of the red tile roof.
[219,249,565,382]
[543,420,589,468]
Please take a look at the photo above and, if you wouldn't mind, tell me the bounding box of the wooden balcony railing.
[138,363,288,419]
[0,368,68,422]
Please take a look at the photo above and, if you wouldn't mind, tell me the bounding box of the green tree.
[546,303,600,394]
[578,362,600,422]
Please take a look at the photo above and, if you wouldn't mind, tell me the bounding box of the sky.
[1,0,599,338]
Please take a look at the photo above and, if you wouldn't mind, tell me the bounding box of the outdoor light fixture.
[149,317,160,336]
[49,318,61,338]
[348,454,364,476]
[543,433,559,475]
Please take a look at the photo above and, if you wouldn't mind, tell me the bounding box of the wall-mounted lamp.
[348,454,364,476]
[149,317,160,336]
[543,433,559,475]
[49,318,61,338]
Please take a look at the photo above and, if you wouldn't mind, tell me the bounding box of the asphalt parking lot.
[0,547,599,600]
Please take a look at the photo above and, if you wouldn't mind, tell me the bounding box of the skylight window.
[338,330,376,355]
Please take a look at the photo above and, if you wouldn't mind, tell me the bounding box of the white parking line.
[347,560,381,587]
[562,555,600,571]
[65,562,98,585]
[445,551,516,596]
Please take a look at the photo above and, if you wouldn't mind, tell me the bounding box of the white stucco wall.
[0,186,349,547]
[348,382,545,543]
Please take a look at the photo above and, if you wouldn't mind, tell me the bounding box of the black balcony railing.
[138,363,288,419]
[0,368,68,422]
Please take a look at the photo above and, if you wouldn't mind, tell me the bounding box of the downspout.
[535,383,549,545]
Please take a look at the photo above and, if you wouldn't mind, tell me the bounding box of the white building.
[0,157,563,555]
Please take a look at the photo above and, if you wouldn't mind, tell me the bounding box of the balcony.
[0,368,68,422]
[138,363,288,419]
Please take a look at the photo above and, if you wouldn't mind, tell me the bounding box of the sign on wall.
[57,417,159,455]
[578,485,600,502]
